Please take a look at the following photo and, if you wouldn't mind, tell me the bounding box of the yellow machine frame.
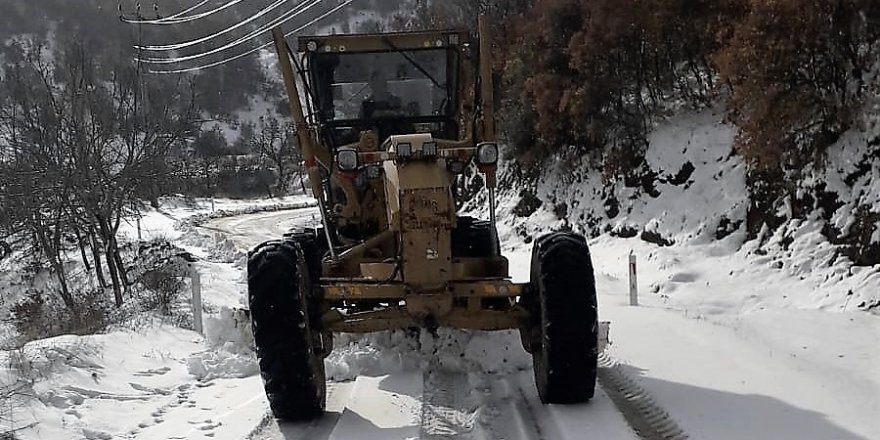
[271,17,526,334]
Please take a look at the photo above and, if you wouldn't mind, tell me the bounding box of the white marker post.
[628,251,638,306]
[190,264,204,335]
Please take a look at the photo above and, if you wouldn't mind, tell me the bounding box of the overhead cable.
[137,0,302,52]
[149,0,355,74]
[138,0,323,64]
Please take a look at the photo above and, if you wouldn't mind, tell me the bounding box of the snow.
[600,299,880,440]
[329,374,421,439]
[324,328,531,383]
[6,197,879,438]
[188,308,258,381]
[0,196,312,438]
[476,108,880,439]
[480,109,750,250]
[1,326,209,439]
[506,228,880,440]
[200,95,282,145]
[3,109,879,438]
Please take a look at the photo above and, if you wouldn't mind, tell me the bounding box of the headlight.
[476,142,498,165]
[306,40,318,51]
[396,142,412,159]
[422,141,437,157]
[336,148,358,171]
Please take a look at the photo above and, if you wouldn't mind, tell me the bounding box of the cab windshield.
[310,49,454,123]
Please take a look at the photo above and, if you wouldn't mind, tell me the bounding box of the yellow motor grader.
[248,18,599,421]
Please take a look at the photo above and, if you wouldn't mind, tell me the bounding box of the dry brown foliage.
[500,0,879,174]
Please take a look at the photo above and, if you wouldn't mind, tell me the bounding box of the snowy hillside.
[482,109,880,314]
[2,109,878,439]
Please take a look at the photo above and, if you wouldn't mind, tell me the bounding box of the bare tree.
[0,41,197,308]
[250,114,301,196]
[0,44,77,309]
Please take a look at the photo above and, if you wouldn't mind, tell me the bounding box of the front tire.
[524,232,598,403]
[248,239,326,420]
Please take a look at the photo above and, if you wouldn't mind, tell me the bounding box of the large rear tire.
[524,231,598,403]
[248,239,326,421]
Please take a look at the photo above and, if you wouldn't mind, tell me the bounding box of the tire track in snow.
[245,412,275,439]
[419,363,479,439]
[597,353,689,440]
[514,384,549,440]
[478,375,547,440]
[246,381,353,440]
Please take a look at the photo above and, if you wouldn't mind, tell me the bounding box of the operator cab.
[301,31,467,144]
[294,31,481,244]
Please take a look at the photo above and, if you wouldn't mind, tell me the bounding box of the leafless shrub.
[1,381,32,439]
[10,289,111,345]
[137,273,186,316]
[128,239,190,319]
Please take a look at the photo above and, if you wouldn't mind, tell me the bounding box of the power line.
[120,0,246,25]
[149,0,355,74]
[137,0,305,52]
[137,0,322,64]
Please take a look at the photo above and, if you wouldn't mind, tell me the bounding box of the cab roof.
[296,29,471,54]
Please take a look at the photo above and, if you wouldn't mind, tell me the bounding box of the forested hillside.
[0,0,413,329]
[471,0,880,269]
[2,0,879,328]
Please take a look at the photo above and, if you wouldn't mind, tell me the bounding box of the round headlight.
[336,149,358,171]
[422,141,437,157]
[396,142,412,159]
[476,142,498,165]
[306,40,318,51]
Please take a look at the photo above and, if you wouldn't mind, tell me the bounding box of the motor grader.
[249,17,599,421]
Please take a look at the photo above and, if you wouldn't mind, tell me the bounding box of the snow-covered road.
[247,369,639,440]
[204,208,879,440]
[204,210,641,440]
[5,205,877,440]
[201,207,322,249]
[210,210,880,440]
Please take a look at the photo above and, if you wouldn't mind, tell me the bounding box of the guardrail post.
[629,251,638,306]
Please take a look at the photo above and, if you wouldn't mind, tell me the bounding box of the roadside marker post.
[190,264,204,335]
[629,251,638,306]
